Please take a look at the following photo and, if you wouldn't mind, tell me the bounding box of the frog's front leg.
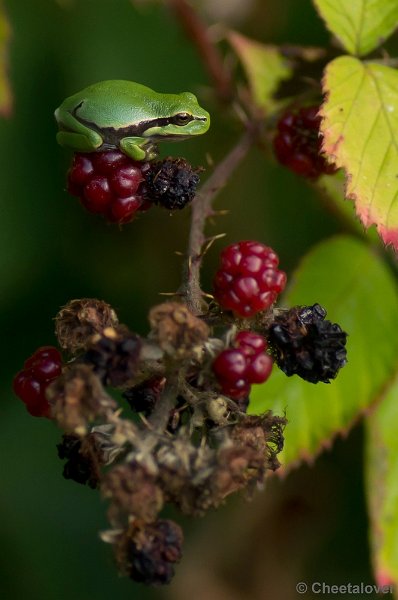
[55,109,103,152]
[120,137,159,161]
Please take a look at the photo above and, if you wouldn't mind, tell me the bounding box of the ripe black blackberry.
[267,304,347,383]
[142,157,202,210]
[273,105,337,179]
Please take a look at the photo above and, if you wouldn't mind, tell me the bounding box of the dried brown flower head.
[47,363,117,435]
[55,298,119,354]
[102,463,164,525]
[149,302,209,358]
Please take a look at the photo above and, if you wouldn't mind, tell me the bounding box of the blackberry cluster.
[67,152,202,222]
[67,151,149,223]
[267,304,348,383]
[212,331,273,400]
[13,346,62,417]
[273,105,337,179]
[213,241,286,318]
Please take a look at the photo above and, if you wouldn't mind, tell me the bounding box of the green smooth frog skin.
[55,80,210,161]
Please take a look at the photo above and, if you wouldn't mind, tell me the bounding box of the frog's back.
[65,80,168,128]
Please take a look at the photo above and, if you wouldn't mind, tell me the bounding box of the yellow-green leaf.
[227,31,291,113]
[313,0,398,56]
[249,236,398,468]
[365,374,398,591]
[0,2,11,116]
[321,56,398,251]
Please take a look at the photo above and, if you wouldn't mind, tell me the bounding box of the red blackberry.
[273,105,337,178]
[13,346,63,417]
[212,331,273,401]
[213,241,286,318]
[67,151,147,224]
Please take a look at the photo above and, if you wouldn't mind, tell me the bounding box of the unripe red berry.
[82,176,113,213]
[13,371,41,403]
[110,165,144,197]
[235,331,267,356]
[107,196,143,224]
[218,379,251,400]
[245,353,273,383]
[213,241,286,317]
[212,349,247,382]
[68,154,94,186]
[273,105,337,179]
[13,346,63,418]
[91,151,129,175]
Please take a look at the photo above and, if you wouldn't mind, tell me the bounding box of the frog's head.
[144,92,210,140]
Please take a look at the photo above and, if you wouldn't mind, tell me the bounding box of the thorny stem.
[167,0,233,102]
[181,124,259,315]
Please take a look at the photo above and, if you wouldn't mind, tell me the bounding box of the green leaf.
[0,2,11,116]
[313,0,398,56]
[321,56,398,251]
[249,236,398,468]
[227,31,291,113]
[365,375,398,590]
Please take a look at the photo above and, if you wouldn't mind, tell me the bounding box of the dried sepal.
[231,412,287,471]
[149,302,209,359]
[102,463,164,525]
[57,432,103,488]
[84,326,142,386]
[47,363,117,435]
[55,298,119,354]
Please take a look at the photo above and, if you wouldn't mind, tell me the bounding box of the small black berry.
[267,304,347,383]
[143,157,202,210]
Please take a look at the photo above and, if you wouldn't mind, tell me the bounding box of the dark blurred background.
[0,1,388,598]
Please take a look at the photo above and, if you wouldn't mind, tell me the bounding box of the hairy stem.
[182,125,258,315]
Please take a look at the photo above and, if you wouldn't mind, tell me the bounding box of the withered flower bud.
[231,412,287,472]
[149,302,209,358]
[102,463,164,525]
[55,298,118,354]
[47,363,117,435]
[114,519,183,585]
[211,445,264,499]
[122,377,166,417]
[57,433,103,489]
[84,326,142,387]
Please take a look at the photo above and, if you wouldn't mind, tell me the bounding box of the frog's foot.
[56,131,103,153]
[144,142,160,162]
[120,137,159,162]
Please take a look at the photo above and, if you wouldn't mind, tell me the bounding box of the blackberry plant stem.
[182,126,257,315]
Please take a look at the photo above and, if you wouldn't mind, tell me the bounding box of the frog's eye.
[173,112,192,126]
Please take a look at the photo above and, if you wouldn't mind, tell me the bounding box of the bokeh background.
[0,1,391,599]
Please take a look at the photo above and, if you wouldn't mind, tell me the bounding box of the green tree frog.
[55,80,210,161]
